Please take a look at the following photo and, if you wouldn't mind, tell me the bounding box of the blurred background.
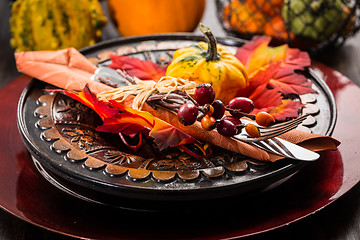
[2,0,360,87]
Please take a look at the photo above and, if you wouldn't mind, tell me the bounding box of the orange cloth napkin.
[15,48,112,93]
[15,48,340,161]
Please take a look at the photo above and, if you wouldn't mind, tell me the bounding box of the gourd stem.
[198,23,220,61]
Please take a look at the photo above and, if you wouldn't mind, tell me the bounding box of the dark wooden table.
[1,1,360,239]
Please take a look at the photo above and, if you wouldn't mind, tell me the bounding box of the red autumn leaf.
[108,55,166,81]
[285,48,311,67]
[63,86,152,137]
[267,48,315,96]
[248,84,283,110]
[251,99,304,121]
[149,125,197,151]
[268,99,305,121]
[236,62,281,97]
[96,113,152,137]
[64,85,119,120]
[268,74,316,96]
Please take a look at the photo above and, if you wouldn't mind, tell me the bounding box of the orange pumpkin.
[108,0,206,37]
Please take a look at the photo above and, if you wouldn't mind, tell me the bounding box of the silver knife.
[246,137,320,161]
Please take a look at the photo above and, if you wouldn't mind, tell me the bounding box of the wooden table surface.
[1,1,360,239]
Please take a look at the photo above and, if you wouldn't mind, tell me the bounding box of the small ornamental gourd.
[166,24,248,104]
[9,0,107,51]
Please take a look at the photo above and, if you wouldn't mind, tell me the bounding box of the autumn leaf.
[248,84,283,110]
[267,48,315,96]
[235,36,312,94]
[236,62,281,97]
[235,36,287,75]
[149,124,197,151]
[269,99,305,121]
[268,74,316,96]
[64,85,119,121]
[108,55,166,81]
[235,36,272,67]
[233,36,314,119]
[62,86,199,151]
[96,113,152,137]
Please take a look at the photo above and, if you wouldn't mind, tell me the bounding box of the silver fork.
[233,114,320,161]
[236,114,310,142]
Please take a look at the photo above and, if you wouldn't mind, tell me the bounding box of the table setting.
[1,0,360,239]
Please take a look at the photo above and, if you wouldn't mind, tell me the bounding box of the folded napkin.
[15,48,113,93]
[15,48,340,161]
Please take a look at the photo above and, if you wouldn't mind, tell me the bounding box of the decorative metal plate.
[17,34,337,202]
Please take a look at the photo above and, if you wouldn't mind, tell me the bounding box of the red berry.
[216,119,238,137]
[223,115,242,126]
[211,100,225,119]
[228,97,255,117]
[201,115,216,131]
[255,112,275,127]
[194,83,215,106]
[178,103,198,126]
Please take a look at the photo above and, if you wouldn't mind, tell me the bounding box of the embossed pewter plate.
[17,34,337,203]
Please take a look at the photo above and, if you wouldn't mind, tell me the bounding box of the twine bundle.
[97,76,198,110]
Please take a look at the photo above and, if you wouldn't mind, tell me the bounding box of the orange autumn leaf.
[108,100,155,128]
[235,36,287,76]
[108,55,166,81]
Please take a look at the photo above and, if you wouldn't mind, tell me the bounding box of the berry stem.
[225,107,256,120]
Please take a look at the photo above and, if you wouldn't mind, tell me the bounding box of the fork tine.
[259,114,309,134]
[258,121,300,139]
[260,114,309,130]
[234,114,310,142]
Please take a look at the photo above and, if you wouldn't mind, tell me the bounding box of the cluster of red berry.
[177,84,275,138]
